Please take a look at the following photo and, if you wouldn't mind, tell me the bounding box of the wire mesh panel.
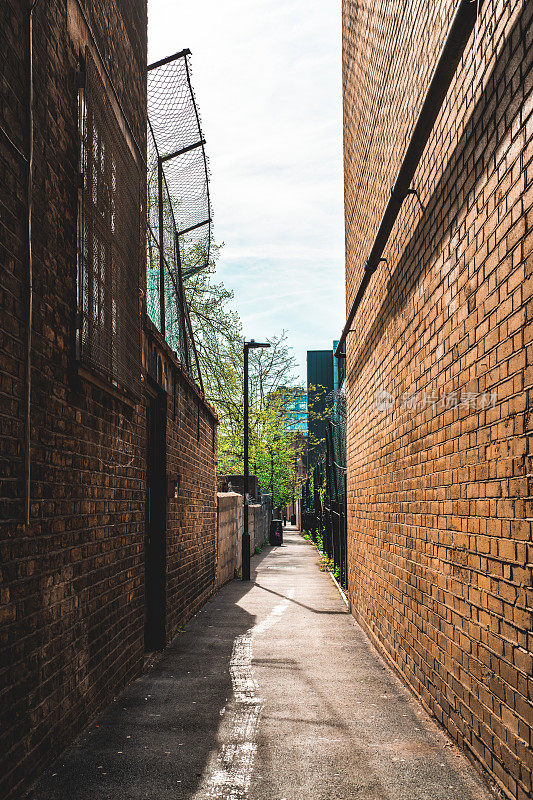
[301,383,347,586]
[148,52,211,271]
[326,386,347,505]
[78,50,141,395]
[146,49,210,392]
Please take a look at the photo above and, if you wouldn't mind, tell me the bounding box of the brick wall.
[0,3,147,797]
[215,495,270,587]
[166,375,217,637]
[144,322,218,642]
[217,492,243,587]
[343,1,532,798]
[0,2,26,527]
[0,3,217,798]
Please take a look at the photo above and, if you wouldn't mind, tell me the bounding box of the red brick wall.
[343,1,532,798]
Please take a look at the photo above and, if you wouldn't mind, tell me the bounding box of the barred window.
[77,50,141,396]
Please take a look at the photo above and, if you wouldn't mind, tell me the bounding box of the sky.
[148,0,345,383]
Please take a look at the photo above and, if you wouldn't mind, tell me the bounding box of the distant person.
[283,513,287,526]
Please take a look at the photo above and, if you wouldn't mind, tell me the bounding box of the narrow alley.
[30,530,493,800]
[2,1,531,798]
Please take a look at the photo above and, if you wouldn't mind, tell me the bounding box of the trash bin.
[290,514,296,526]
[269,519,283,546]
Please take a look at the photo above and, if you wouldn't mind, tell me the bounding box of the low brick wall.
[249,503,270,552]
[216,493,243,587]
[216,496,271,587]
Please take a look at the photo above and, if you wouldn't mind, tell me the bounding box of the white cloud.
[149,0,344,379]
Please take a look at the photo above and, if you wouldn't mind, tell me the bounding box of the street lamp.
[292,456,297,521]
[243,339,270,581]
[270,448,274,515]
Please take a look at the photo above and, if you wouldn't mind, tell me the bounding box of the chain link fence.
[146,49,212,391]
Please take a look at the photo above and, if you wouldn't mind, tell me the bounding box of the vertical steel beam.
[242,343,250,581]
[174,233,190,370]
[157,157,165,338]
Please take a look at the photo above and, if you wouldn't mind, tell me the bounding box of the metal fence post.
[157,157,165,339]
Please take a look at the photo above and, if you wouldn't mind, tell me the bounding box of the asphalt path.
[29,528,495,800]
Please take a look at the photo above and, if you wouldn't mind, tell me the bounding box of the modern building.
[306,348,334,468]
[278,385,307,433]
[341,1,532,797]
[333,339,345,393]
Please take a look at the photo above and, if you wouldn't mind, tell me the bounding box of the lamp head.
[245,339,271,350]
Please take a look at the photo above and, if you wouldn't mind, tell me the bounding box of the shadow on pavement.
[26,556,266,800]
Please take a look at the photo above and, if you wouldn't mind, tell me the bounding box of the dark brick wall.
[144,323,218,642]
[0,3,148,797]
[0,0,28,525]
[343,1,532,798]
[0,3,216,798]
[77,0,147,148]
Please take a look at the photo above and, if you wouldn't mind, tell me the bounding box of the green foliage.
[251,395,304,508]
[177,242,303,507]
[184,242,244,417]
[301,529,340,583]
[319,554,340,582]
[306,382,334,463]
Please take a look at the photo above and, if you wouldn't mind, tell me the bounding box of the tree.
[214,330,300,481]
[252,397,305,508]
[182,242,244,412]
[150,230,304,502]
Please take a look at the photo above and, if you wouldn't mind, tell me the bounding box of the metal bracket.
[159,139,206,164]
[391,186,425,212]
[177,218,212,237]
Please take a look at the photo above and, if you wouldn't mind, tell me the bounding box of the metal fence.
[147,49,212,392]
[78,49,141,396]
[301,386,347,587]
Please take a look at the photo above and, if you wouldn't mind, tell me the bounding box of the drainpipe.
[335,0,484,360]
[25,0,40,525]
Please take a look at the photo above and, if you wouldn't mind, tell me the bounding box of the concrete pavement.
[29,528,495,800]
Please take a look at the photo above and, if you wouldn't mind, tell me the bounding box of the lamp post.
[243,339,270,581]
[292,457,296,521]
[270,448,274,515]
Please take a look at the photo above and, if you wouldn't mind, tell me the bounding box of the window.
[77,50,141,396]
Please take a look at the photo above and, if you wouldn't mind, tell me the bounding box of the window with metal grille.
[77,50,141,396]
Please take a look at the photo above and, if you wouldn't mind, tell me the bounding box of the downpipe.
[335,0,485,360]
[24,0,40,526]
